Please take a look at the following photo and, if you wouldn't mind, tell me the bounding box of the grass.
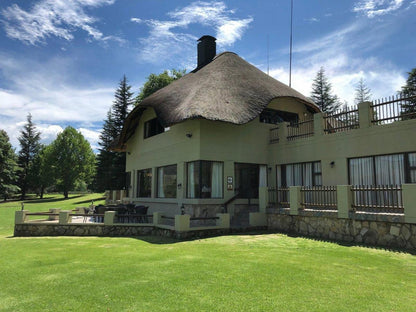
[0,194,415,311]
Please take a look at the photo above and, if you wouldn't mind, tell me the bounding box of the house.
[113,35,416,225]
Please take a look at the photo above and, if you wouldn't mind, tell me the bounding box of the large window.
[234,163,267,198]
[137,168,152,197]
[187,161,223,198]
[157,165,177,198]
[278,161,322,187]
[144,118,165,139]
[260,108,299,125]
[349,152,416,185]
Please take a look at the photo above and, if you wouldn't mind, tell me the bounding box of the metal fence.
[324,105,359,134]
[301,186,337,210]
[371,93,416,124]
[351,185,403,213]
[269,127,279,144]
[287,119,314,141]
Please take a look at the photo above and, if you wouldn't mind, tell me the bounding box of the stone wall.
[14,224,230,240]
[268,213,416,250]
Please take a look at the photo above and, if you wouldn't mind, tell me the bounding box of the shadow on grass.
[283,231,416,255]
[23,195,84,204]
[73,197,106,205]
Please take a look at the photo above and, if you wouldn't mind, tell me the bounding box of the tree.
[400,68,416,119]
[95,76,134,192]
[354,78,372,104]
[310,67,341,114]
[28,144,55,199]
[0,130,20,201]
[136,69,186,103]
[17,113,41,199]
[49,127,95,198]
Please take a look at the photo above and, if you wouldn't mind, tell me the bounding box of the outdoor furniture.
[134,205,149,223]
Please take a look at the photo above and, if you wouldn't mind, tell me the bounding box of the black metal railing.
[351,185,403,213]
[269,127,279,144]
[287,119,314,141]
[276,187,290,208]
[301,186,337,210]
[371,93,416,124]
[324,105,359,134]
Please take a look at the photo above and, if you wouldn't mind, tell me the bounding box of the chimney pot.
[197,35,216,69]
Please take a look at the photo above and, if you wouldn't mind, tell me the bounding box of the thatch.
[114,52,318,150]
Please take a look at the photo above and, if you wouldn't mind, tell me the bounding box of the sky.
[0,0,415,151]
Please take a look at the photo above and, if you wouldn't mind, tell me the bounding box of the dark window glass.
[137,168,152,197]
[260,108,299,125]
[157,165,177,198]
[125,172,131,197]
[187,161,223,198]
[235,163,260,198]
[144,118,164,139]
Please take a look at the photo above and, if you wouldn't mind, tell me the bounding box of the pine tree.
[95,76,134,192]
[17,113,41,199]
[354,78,372,104]
[310,67,341,114]
[0,130,20,201]
[400,68,416,119]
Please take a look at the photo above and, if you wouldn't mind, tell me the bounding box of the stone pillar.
[313,112,325,136]
[15,210,28,225]
[174,214,190,232]
[59,210,71,224]
[153,212,162,226]
[48,208,61,221]
[112,190,117,202]
[337,185,352,219]
[358,101,373,128]
[249,212,267,226]
[104,211,116,225]
[216,213,230,228]
[289,186,302,215]
[259,186,268,213]
[403,184,416,224]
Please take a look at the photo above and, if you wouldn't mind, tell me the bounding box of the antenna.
[289,0,293,87]
[267,34,270,75]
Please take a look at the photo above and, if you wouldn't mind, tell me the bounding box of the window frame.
[156,164,177,199]
[186,160,224,199]
[136,168,152,198]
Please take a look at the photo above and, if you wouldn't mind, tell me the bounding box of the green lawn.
[0,194,415,311]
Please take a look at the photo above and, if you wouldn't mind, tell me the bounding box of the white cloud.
[1,0,117,45]
[353,0,407,17]
[0,55,115,150]
[132,1,253,64]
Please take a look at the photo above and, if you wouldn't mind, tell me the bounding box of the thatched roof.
[114,52,318,150]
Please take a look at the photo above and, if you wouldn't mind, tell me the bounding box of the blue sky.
[0,0,415,150]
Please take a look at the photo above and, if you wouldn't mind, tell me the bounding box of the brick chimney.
[197,35,216,69]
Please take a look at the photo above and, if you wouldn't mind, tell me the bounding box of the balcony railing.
[371,93,416,124]
[324,105,359,134]
[287,119,314,141]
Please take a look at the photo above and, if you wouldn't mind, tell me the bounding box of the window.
[157,165,177,198]
[279,161,322,187]
[349,152,416,185]
[125,172,131,197]
[187,161,223,198]
[144,118,164,139]
[234,163,267,198]
[260,108,299,125]
[137,168,152,197]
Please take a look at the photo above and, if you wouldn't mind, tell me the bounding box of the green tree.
[0,130,20,201]
[136,69,186,103]
[49,127,95,198]
[95,76,134,192]
[310,67,341,114]
[28,144,55,199]
[400,68,416,119]
[17,113,41,199]
[354,78,372,104]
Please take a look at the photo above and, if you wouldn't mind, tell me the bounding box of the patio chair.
[134,205,149,223]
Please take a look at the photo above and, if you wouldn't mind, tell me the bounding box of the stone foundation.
[268,213,416,250]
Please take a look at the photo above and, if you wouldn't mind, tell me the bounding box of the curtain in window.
[409,153,416,183]
[349,157,374,185]
[211,162,223,198]
[187,162,195,198]
[259,165,267,187]
[158,167,165,198]
[314,162,322,186]
[303,163,313,187]
[375,154,404,185]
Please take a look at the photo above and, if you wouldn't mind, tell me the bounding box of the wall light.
[186,133,192,138]
[330,161,335,168]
